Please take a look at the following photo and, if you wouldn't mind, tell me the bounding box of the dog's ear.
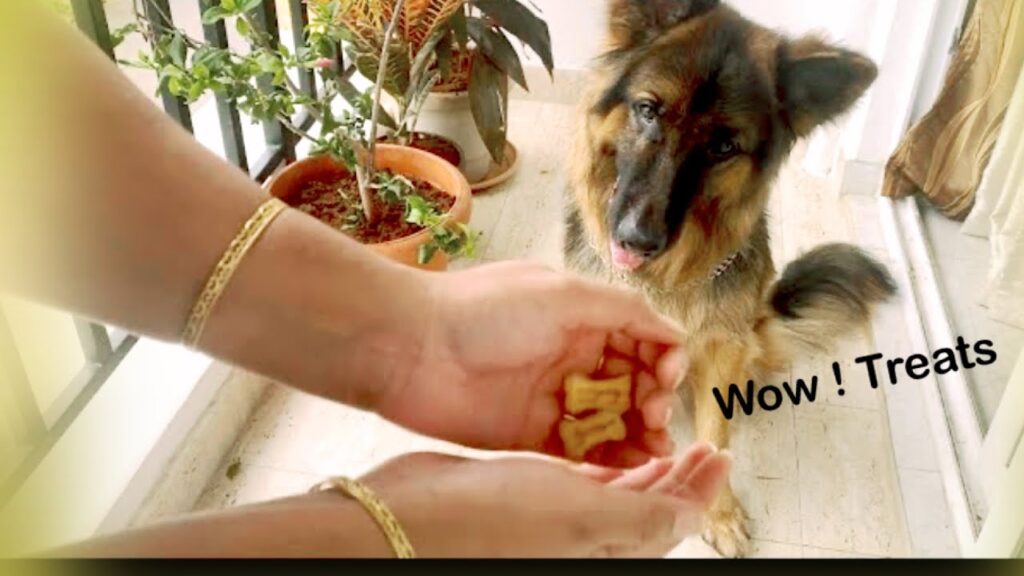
[607,0,720,52]
[777,36,878,137]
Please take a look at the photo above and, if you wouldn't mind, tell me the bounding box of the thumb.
[591,451,733,558]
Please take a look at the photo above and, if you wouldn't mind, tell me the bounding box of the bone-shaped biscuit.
[559,411,628,461]
[564,373,631,415]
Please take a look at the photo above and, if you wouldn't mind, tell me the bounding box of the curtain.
[882,0,1024,220]
[963,66,1024,329]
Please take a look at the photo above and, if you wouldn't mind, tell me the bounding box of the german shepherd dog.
[565,0,897,557]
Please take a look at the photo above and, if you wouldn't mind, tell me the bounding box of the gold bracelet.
[181,197,288,348]
[311,477,416,559]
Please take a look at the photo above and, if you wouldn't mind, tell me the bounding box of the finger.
[676,450,734,506]
[608,458,674,490]
[655,345,688,391]
[587,452,733,558]
[638,341,660,369]
[641,389,675,431]
[574,463,625,483]
[560,330,611,376]
[591,485,697,557]
[598,353,635,378]
[642,429,676,457]
[649,442,716,494]
[586,441,654,469]
[562,279,684,346]
[607,331,638,358]
[633,370,658,410]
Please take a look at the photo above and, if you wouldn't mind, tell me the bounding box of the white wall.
[534,0,889,71]
[730,0,883,50]
[530,0,608,71]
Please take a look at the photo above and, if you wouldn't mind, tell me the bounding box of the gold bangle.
[311,477,416,559]
[181,197,288,348]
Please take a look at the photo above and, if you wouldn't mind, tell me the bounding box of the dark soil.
[380,133,462,168]
[292,172,454,244]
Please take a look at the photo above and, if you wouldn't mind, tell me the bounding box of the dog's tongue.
[610,241,646,271]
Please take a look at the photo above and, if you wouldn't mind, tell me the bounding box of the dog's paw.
[702,500,751,558]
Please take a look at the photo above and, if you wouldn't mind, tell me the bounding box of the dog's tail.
[755,243,897,373]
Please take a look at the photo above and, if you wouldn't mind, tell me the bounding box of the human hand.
[357,442,731,558]
[375,261,687,468]
[48,444,725,559]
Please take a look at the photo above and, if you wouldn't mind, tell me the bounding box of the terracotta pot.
[265,144,472,271]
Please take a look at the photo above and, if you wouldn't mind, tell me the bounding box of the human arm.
[0,4,685,465]
[55,444,731,558]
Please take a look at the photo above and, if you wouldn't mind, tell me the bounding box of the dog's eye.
[709,137,740,160]
[634,100,659,124]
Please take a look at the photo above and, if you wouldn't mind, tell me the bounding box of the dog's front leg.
[690,339,753,558]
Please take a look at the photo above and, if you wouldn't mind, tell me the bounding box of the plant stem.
[359,0,407,225]
[275,113,318,142]
[135,0,205,50]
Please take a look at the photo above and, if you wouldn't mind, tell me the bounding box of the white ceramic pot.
[412,91,494,183]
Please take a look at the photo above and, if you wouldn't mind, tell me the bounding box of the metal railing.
[72,0,336,181]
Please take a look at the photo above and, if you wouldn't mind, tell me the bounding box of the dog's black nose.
[616,224,667,258]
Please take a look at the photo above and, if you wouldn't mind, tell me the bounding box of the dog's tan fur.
[565,0,895,556]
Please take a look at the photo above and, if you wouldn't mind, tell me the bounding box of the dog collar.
[708,251,741,280]
[611,250,743,297]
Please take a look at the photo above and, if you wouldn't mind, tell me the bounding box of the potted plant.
[126,0,478,270]
[331,0,468,171]
[343,0,554,186]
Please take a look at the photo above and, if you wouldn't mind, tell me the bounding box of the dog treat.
[559,411,628,461]
[601,357,635,378]
[564,373,632,415]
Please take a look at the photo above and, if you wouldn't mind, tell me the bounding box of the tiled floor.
[190,97,957,558]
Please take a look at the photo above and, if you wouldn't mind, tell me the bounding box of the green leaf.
[187,82,205,102]
[469,55,508,163]
[450,10,469,50]
[167,75,184,96]
[436,32,455,80]
[350,42,412,99]
[202,6,231,24]
[221,0,238,11]
[466,18,528,91]
[159,64,185,81]
[458,224,481,258]
[404,195,432,227]
[375,172,414,204]
[193,63,211,81]
[191,46,230,73]
[418,242,440,265]
[169,33,187,68]
[235,15,252,38]
[404,29,448,105]
[336,77,397,130]
[409,31,446,91]
[472,0,553,76]
[110,23,139,49]
[238,0,264,13]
